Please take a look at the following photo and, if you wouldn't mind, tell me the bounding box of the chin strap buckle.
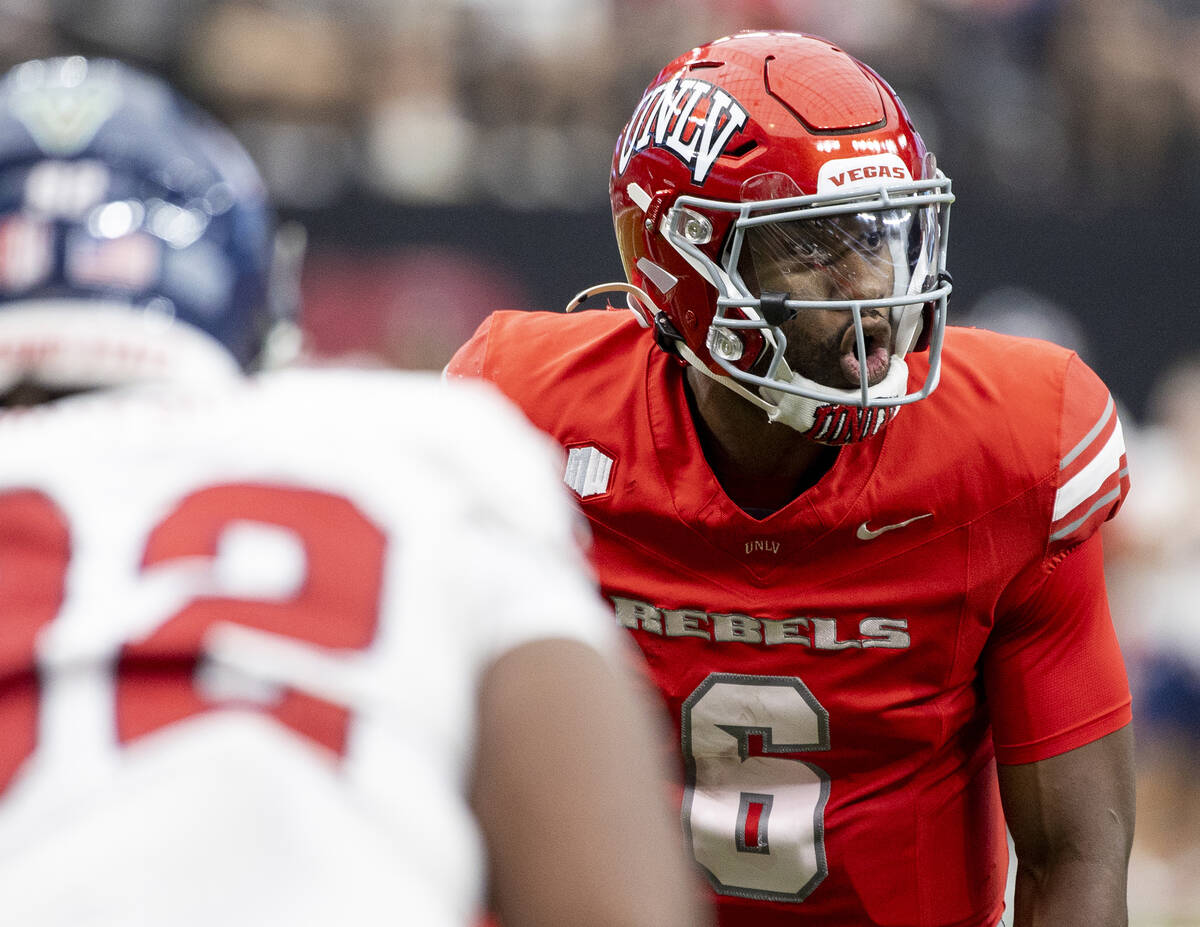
[653,312,684,356]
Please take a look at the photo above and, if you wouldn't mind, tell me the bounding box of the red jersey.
[447,309,1132,927]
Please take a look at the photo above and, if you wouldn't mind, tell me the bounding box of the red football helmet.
[602,31,953,442]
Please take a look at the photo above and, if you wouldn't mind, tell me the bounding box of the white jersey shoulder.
[0,368,616,927]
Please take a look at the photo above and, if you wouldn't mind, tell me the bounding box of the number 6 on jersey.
[681,673,831,902]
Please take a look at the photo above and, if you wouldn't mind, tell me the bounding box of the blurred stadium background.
[4,1,1198,923]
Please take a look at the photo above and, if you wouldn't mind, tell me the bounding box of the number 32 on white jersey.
[681,673,831,902]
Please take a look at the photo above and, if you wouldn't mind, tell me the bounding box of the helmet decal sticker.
[24,160,110,218]
[617,76,748,185]
[9,59,121,157]
[65,228,158,291]
[816,154,912,194]
[0,215,53,290]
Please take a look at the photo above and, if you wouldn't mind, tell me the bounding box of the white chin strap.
[676,340,909,444]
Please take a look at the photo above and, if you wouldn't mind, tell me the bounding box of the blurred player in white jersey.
[0,57,710,927]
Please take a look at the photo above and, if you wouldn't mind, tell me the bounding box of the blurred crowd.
[1104,354,1200,926]
[3,0,1198,394]
[5,0,1200,213]
[2,2,1199,924]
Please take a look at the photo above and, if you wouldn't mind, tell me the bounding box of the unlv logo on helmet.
[616,76,748,185]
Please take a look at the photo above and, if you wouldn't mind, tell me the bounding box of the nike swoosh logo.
[856,513,932,541]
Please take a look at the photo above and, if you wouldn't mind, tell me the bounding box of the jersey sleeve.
[981,355,1133,765]
[1047,353,1130,554]
[443,314,495,381]
[983,535,1131,766]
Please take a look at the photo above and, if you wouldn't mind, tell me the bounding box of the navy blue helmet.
[0,56,298,392]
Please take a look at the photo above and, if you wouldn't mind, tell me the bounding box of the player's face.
[744,213,897,390]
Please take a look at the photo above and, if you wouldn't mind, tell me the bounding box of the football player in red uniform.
[0,57,710,927]
[447,30,1134,927]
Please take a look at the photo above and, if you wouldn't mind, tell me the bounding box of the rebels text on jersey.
[447,309,1132,927]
